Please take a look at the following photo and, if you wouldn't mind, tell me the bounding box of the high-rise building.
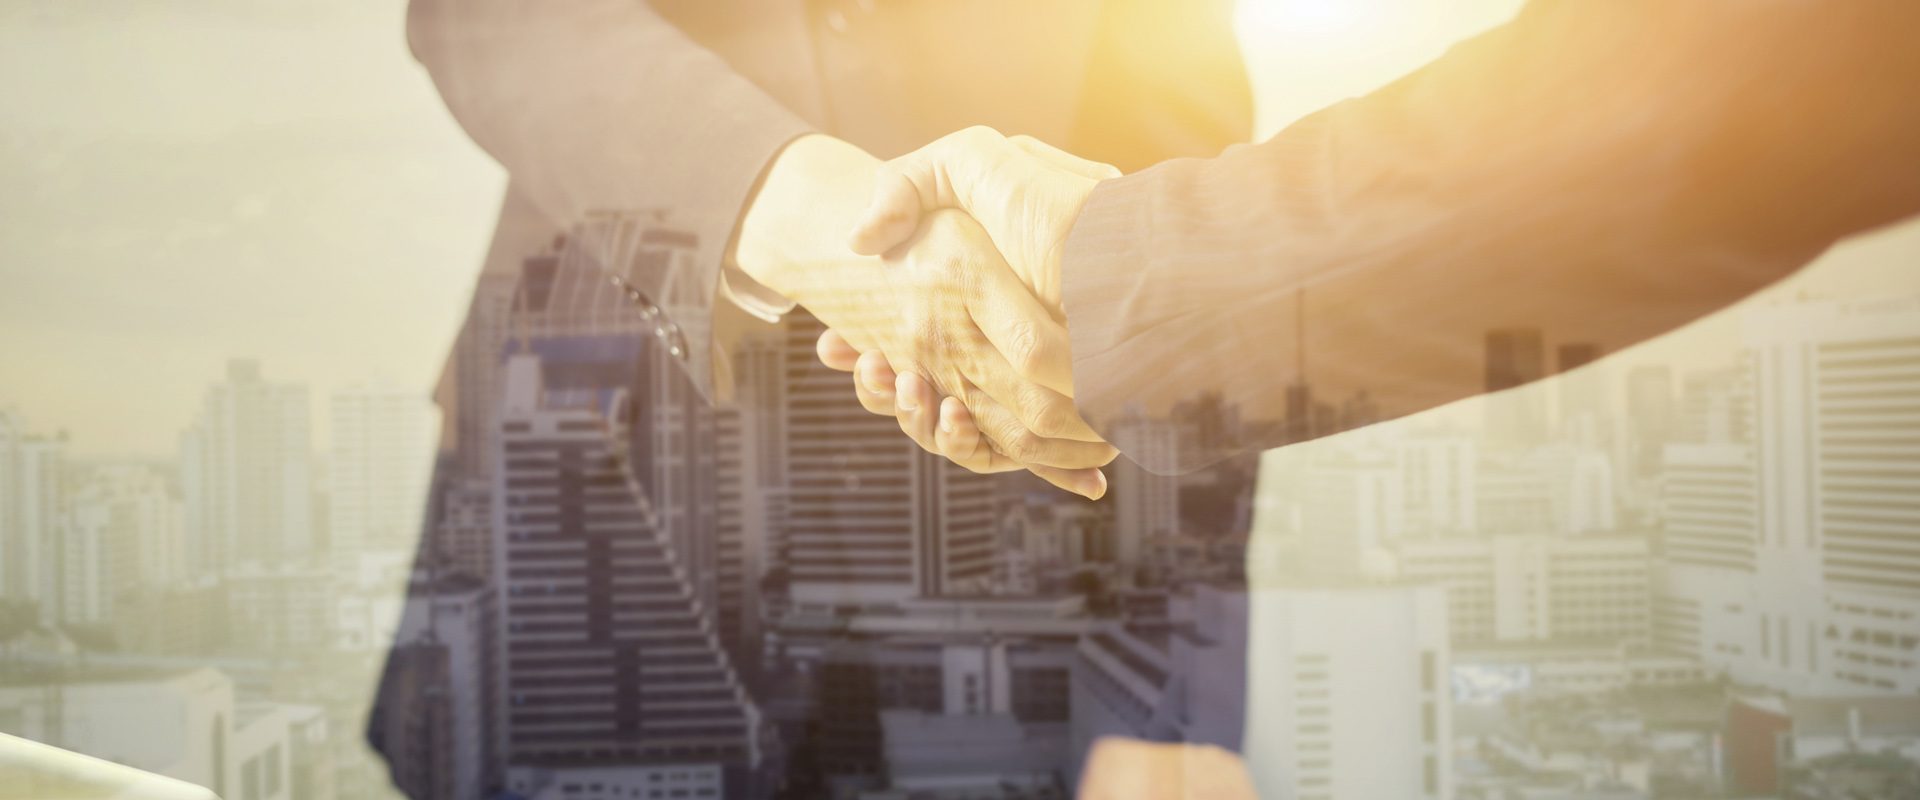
[61,463,182,625]
[781,313,996,607]
[1625,364,1676,479]
[376,572,498,800]
[177,359,315,574]
[1296,452,1402,581]
[1654,297,1920,695]
[330,382,437,557]
[713,405,763,673]
[1677,360,1754,445]
[1106,414,1181,568]
[1394,533,1650,646]
[433,478,493,581]
[1396,435,1478,538]
[1484,328,1548,445]
[1555,342,1609,446]
[1240,585,1452,800]
[0,411,65,616]
[491,353,763,784]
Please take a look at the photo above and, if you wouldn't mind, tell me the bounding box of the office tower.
[491,353,762,784]
[1483,328,1548,445]
[1652,443,1756,659]
[713,405,762,672]
[731,330,790,592]
[1393,534,1650,645]
[781,313,996,607]
[177,359,315,574]
[1677,360,1754,445]
[1654,297,1920,696]
[1624,364,1676,478]
[1396,435,1478,538]
[1239,585,1452,800]
[1555,342,1609,445]
[330,382,437,557]
[377,572,497,800]
[1750,297,1919,693]
[1106,414,1181,568]
[1296,451,1402,581]
[0,411,64,615]
[434,478,493,580]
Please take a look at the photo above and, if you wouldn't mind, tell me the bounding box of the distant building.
[1484,328,1549,446]
[773,596,1092,791]
[1106,415,1181,568]
[1655,297,1920,696]
[782,313,996,607]
[329,382,436,557]
[374,573,496,800]
[1394,533,1650,646]
[492,352,764,788]
[1240,584,1452,800]
[0,665,326,800]
[177,359,315,574]
[60,463,185,627]
[0,411,66,619]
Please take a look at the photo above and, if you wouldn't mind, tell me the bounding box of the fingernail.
[939,417,955,435]
[1080,471,1108,500]
[898,394,918,413]
[864,375,892,396]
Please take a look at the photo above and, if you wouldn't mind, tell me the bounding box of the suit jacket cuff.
[1059,170,1185,473]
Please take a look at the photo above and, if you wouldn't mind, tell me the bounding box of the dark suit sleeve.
[1060,0,1920,474]
[408,0,813,400]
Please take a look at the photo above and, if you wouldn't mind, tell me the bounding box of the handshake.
[734,127,1125,500]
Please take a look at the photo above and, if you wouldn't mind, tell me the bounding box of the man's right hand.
[735,134,1116,498]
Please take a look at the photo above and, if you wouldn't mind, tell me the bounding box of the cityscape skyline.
[5,264,1919,798]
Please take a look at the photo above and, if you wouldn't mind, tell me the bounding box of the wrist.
[734,134,881,299]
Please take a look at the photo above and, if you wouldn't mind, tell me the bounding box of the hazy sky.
[1,1,501,457]
[3,0,1915,459]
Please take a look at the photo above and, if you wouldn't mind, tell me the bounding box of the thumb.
[846,165,932,256]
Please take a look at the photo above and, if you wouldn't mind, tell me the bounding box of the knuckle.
[1003,430,1043,462]
[1001,319,1045,375]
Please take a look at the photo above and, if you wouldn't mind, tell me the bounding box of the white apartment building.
[177,359,314,573]
[1655,297,1920,695]
[1394,533,1651,646]
[0,411,64,617]
[1240,584,1452,800]
[329,381,436,557]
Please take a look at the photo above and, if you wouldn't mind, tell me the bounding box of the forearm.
[732,134,898,348]
[1062,0,1920,473]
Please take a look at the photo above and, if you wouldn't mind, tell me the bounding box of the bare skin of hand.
[1076,737,1260,800]
[822,128,1121,481]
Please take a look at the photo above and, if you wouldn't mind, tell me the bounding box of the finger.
[847,167,926,256]
[961,380,1116,473]
[935,400,1099,495]
[1008,135,1123,181]
[965,264,1081,395]
[852,350,897,416]
[848,126,1016,257]
[890,371,943,456]
[816,329,862,372]
[932,396,1017,474]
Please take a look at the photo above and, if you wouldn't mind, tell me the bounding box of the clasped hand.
[735,129,1119,498]
[816,127,1124,497]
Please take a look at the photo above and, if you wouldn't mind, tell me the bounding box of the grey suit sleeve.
[408,0,813,400]
[1060,0,1920,474]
